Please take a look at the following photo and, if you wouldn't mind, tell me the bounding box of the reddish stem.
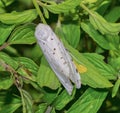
[0,42,10,51]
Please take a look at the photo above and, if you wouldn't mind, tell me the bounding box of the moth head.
[35,23,52,41]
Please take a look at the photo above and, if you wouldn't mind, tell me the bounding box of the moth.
[35,23,81,95]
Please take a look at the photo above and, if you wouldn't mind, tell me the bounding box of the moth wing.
[65,52,81,88]
[57,40,81,89]
[39,39,73,95]
[49,61,73,95]
[35,23,81,94]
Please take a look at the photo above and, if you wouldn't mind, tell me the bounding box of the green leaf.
[0,101,21,113]
[13,57,39,81]
[63,40,113,88]
[0,7,5,13]
[62,24,80,48]
[55,26,113,88]
[37,56,60,89]
[96,0,110,15]
[51,108,56,113]
[0,52,38,84]
[83,0,97,4]
[0,22,15,45]
[0,52,18,69]
[109,57,120,70]
[0,71,13,90]
[53,89,76,110]
[8,24,36,45]
[0,0,14,7]
[43,91,59,105]
[35,103,48,113]
[41,0,81,14]
[0,9,37,24]
[0,92,21,113]
[67,88,108,113]
[20,89,33,113]
[83,53,117,80]
[89,11,120,35]
[81,22,111,50]
[112,79,120,98]
[105,35,120,50]
[23,45,43,61]
[36,105,55,113]
[43,7,49,19]
[45,106,54,113]
[4,46,19,56]
[105,6,120,22]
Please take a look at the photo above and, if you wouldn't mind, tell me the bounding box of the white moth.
[35,23,81,95]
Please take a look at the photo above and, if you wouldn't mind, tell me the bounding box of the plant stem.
[32,0,47,24]
[80,3,92,15]
[0,42,9,51]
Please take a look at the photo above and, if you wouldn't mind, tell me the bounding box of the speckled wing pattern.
[35,23,81,95]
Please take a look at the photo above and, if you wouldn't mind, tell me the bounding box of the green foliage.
[65,41,113,88]
[38,0,81,14]
[37,56,60,89]
[0,91,21,113]
[52,89,76,110]
[0,0,120,113]
[8,24,36,45]
[81,22,112,50]
[0,71,13,89]
[19,89,33,113]
[62,24,80,48]
[89,11,120,35]
[0,0,14,7]
[0,9,37,24]
[67,88,108,113]
[0,23,15,45]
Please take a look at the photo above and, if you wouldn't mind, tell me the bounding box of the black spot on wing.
[60,57,63,59]
[76,69,78,73]
[63,61,67,65]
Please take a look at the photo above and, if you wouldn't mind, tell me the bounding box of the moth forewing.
[48,62,74,95]
[35,23,81,95]
[58,42,81,88]
[37,36,74,95]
